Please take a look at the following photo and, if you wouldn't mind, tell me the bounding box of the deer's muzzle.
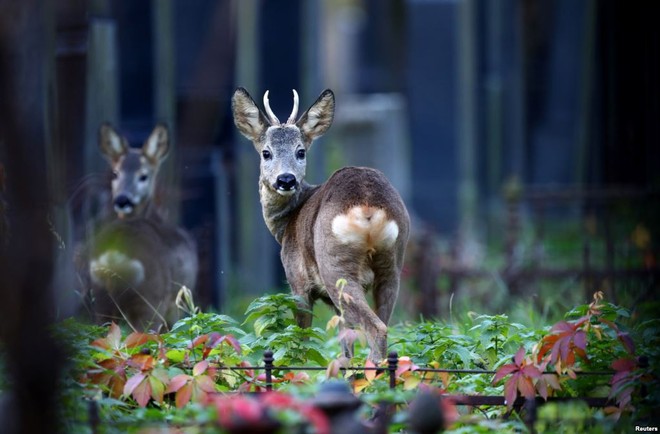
[114,194,136,215]
[275,173,297,193]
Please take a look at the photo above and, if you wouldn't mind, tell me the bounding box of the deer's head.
[99,124,169,219]
[231,88,335,196]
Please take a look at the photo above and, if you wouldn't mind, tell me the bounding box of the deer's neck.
[259,180,317,244]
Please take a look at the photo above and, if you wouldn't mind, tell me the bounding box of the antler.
[263,90,280,125]
[286,89,299,124]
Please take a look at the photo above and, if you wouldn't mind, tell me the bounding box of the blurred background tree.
[1,0,658,320]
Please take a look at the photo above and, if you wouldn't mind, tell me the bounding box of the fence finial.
[387,351,398,389]
[264,350,274,391]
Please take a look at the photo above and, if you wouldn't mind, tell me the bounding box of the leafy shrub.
[28,290,656,433]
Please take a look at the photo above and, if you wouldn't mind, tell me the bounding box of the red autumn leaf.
[189,334,208,348]
[516,375,536,399]
[92,358,127,398]
[561,345,574,366]
[396,356,419,377]
[536,376,548,400]
[543,373,561,391]
[194,375,217,393]
[124,372,146,396]
[132,376,152,407]
[125,332,158,348]
[364,359,377,382]
[494,346,545,409]
[573,330,586,350]
[326,359,341,378]
[550,321,574,334]
[189,333,242,358]
[193,360,209,377]
[175,382,193,408]
[326,357,349,379]
[206,332,223,348]
[255,372,284,383]
[513,346,525,366]
[521,364,542,379]
[504,377,517,407]
[536,335,559,363]
[492,364,519,384]
[617,332,635,354]
[129,354,155,371]
[612,358,636,372]
[108,376,125,398]
[91,322,123,351]
[538,320,589,371]
[222,334,242,355]
[166,374,191,393]
[282,371,310,383]
[206,333,243,355]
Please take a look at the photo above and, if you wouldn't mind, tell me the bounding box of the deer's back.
[283,167,409,275]
[318,167,407,215]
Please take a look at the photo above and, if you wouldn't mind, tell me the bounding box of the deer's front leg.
[293,294,313,329]
[283,263,314,330]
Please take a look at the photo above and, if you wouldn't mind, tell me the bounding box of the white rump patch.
[331,206,399,251]
[90,250,145,288]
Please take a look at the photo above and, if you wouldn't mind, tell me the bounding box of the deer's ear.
[99,123,128,164]
[143,124,170,163]
[297,89,334,144]
[232,87,269,143]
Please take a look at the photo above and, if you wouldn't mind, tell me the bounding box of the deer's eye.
[139,174,148,182]
[296,149,306,160]
[262,150,272,160]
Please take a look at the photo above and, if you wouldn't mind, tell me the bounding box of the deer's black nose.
[275,173,297,191]
[114,195,134,210]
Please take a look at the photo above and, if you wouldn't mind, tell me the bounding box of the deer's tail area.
[90,250,145,290]
[331,205,399,254]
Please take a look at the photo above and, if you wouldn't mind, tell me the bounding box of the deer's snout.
[275,173,297,192]
[114,194,135,214]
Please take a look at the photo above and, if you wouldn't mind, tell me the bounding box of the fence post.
[523,398,537,434]
[388,351,398,389]
[264,350,274,391]
[88,400,99,434]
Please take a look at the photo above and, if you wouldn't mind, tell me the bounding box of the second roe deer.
[232,88,410,361]
[79,124,198,331]
[99,123,167,220]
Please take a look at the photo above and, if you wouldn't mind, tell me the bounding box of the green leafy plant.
[42,290,656,433]
[241,293,330,366]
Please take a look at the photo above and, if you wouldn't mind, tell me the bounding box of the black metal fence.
[259,350,613,419]
[85,350,619,433]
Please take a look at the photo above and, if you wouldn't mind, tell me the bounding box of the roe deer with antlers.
[79,124,198,331]
[232,88,410,361]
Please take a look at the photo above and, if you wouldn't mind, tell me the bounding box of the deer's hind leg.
[371,249,402,326]
[319,258,389,362]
